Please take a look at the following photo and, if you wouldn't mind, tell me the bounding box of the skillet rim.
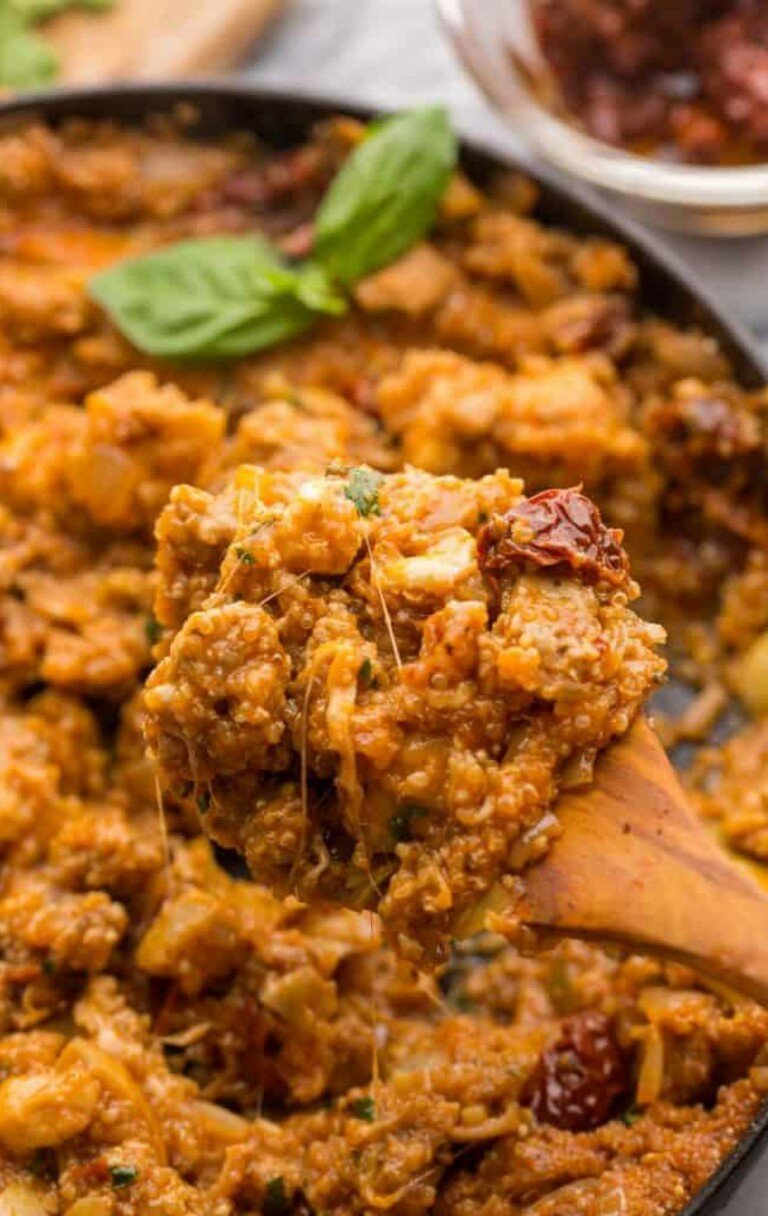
[0,78,765,1216]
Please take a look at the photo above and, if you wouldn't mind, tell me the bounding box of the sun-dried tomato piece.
[217,146,327,209]
[523,1010,629,1132]
[646,394,761,461]
[477,488,628,587]
[192,147,330,223]
[549,295,635,358]
[699,9,768,152]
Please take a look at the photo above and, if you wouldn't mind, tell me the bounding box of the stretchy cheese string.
[365,532,401,671]
[293,673,316,886]
[153,765,171,883]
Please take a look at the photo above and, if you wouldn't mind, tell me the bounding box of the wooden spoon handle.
[48,0,288,84]
[518,717,768,1004]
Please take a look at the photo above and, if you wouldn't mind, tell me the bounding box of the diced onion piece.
[732,631,768,716]
[378,530,477,599]
[452,1106,528,1142]
[65,1200,114,1216]
[191,1100,250,1144]
[0,1182,55,1216]
[596,1185,629,1216]
[636,1024,665,1105]
[638,986,710,1021]
[750,1042,768,1091]
[0,1066,99,1155]
[260,966,337,1028]
[750,1065,768,1092]
[57,1039,165,1163]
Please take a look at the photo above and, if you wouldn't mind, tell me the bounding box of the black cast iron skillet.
[1,81,765,1216]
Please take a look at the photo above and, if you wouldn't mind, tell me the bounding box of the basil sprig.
[90,236,346,360]
[315,106,456,286]
[88,106,458,362]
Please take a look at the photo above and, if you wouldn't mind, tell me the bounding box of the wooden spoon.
[516,715,768,1004]
[46,0,289,84]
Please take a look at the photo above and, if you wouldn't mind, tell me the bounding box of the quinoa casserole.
[2,100,768,1216]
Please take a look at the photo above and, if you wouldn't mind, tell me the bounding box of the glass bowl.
[437,0,768,236]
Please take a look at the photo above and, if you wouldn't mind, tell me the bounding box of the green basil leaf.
[0,3,57,86]
[314,106,457,287]
[89,235,347,361]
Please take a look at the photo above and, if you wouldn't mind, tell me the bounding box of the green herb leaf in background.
[87,107,457,361]
[314,106,457,286]
[0,3,57,87]
[0,0,115,89]
[11,0,112,18]
[89,236,347,361]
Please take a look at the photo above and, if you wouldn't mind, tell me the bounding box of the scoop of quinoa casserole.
[1,111,768,1216]
[143,469,665,962]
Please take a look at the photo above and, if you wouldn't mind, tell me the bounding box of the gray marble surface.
[243,6,768,1212]
[245,0,768,353]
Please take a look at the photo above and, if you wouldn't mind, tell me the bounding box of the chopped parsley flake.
[351,1095,376,1121]
[453,990,474,1012]
[263,1175,288,1216]
[547,957,577,1014]
[621,1106,642,1126]
[40,957,56,977]
[110,1164,139,1189]
[358,658,378,688]
[235,546,255,564]
[28,1150,48,1178]
[196,791,211,814]
[251,516,276,536]
[144,615,162,645]
[343,467,383,517]
[390,804,428,843]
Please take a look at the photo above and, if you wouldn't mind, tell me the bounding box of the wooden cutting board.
[46,0,289,84]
